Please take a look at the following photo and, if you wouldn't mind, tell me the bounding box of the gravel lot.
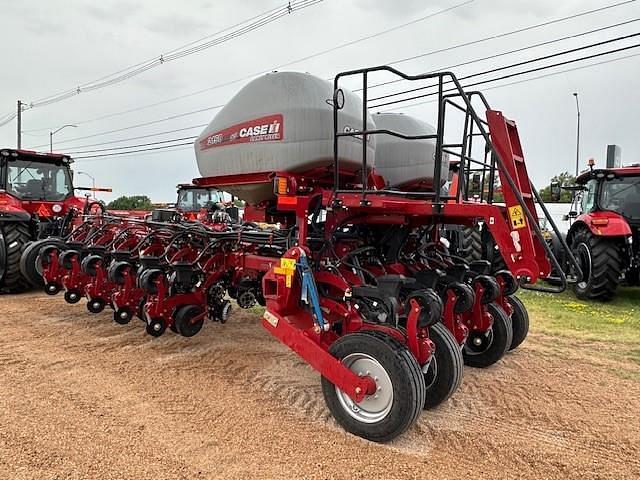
[1,292,639,479]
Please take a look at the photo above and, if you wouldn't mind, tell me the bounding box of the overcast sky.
[1,0,638,202]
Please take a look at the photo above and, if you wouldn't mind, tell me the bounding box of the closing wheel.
[174,305,205,337]
[463,302,512,368]
[423,323,464,409]
[87,298,106,314]
[146,317,166,337]
[64,289,82,304]
[507,295,529,351]
[114,308,132,325]
[321,330,425,443]
[44,282,61,296]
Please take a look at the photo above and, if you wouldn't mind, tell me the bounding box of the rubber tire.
[20,237,65,287]
[64,290,82,304]
[321,330,425,443]
[571,228,622,301]
[458,226,482,263]
[0,222,32,292]
[174,305,205,337]
[423,323,464,409]
[87,298,106,314]
[146,318,166,337]
[507,295,529,351]
[463,302,513,368]
[114,309,132,325]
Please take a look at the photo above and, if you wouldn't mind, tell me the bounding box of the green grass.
[518,287,640,373]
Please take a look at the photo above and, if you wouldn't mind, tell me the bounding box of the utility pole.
[573,92,580,176]
[17,100,22,149]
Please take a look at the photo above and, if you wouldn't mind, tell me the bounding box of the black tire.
[174,305,205,337]
[458,226,482,263]
[114,308,132,325]
[146,318,166,337]
[423,323,464,409]
[0,222,32,292]
[20,237,65,287]
[571,228,622,301]
[87,298,106,314]
[64,290,82,304]
[463,302,512,368]
[507,295,529,351]
[321,330,425,443]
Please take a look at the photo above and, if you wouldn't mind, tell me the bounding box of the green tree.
[538,172,576,203]
[107,195,154,211]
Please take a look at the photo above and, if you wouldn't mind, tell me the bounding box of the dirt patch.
[1,292,638,479]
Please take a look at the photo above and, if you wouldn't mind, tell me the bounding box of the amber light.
[591,218,609,226]
[275,177,289,195]
[588,158,596,167]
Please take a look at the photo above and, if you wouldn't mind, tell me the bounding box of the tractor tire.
[321,330,425,443]
[507,295,529,351]
[571,228,622,301]
[423,323,463,409]
[19,237,65,287]
[463,302,512,368]
[458,226,482,263]
[0,222,32,293]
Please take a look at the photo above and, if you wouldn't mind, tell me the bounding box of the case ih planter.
[21,67,572,443]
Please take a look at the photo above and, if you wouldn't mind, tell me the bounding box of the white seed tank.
[195,71,376,204]
[372,112,449,190]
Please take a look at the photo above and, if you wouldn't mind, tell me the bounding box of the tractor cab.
[573,166,640,225]
[175,183,226,213]
[1,149,74,203]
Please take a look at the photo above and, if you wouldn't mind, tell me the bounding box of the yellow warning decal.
[280,258,296,270]
[274,258,296,288]
[508,205,527,229]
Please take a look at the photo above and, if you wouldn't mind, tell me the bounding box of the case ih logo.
[200,114,284,150]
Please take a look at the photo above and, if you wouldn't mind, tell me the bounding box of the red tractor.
[559,162,640,300]
[0,148,98,292]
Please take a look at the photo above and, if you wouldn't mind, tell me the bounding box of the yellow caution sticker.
[508,205,527,229]
[274,258,296,289]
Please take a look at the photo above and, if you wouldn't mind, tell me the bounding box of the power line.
[0,0,322,126]
[369,32,640,103]
[370,41,640,109]
[57,22,640,153]
[20,0,474,133]
[68,135,198,154]
[30,105,221,149]
[74,141,195,159]
[383,51,640,111]
[76,145,194,162]
[27,1,320,106]
[71,39,640,160]
[361,16,640,91]
[58,124,206,150]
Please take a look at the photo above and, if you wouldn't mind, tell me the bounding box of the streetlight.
[76,171,96,199]
[50,124,77,152]
[572,92,580,176]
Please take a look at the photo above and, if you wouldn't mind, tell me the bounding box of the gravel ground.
[1,292,639,480]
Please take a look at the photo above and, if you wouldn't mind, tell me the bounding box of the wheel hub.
[465,330,493,355]
[336,353,393,424]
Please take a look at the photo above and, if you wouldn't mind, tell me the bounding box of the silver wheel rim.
[335,353,393,424]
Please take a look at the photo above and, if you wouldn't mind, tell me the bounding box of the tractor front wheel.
[0,222,32,292]
[321,330,425,443]
[571,229,622,301]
